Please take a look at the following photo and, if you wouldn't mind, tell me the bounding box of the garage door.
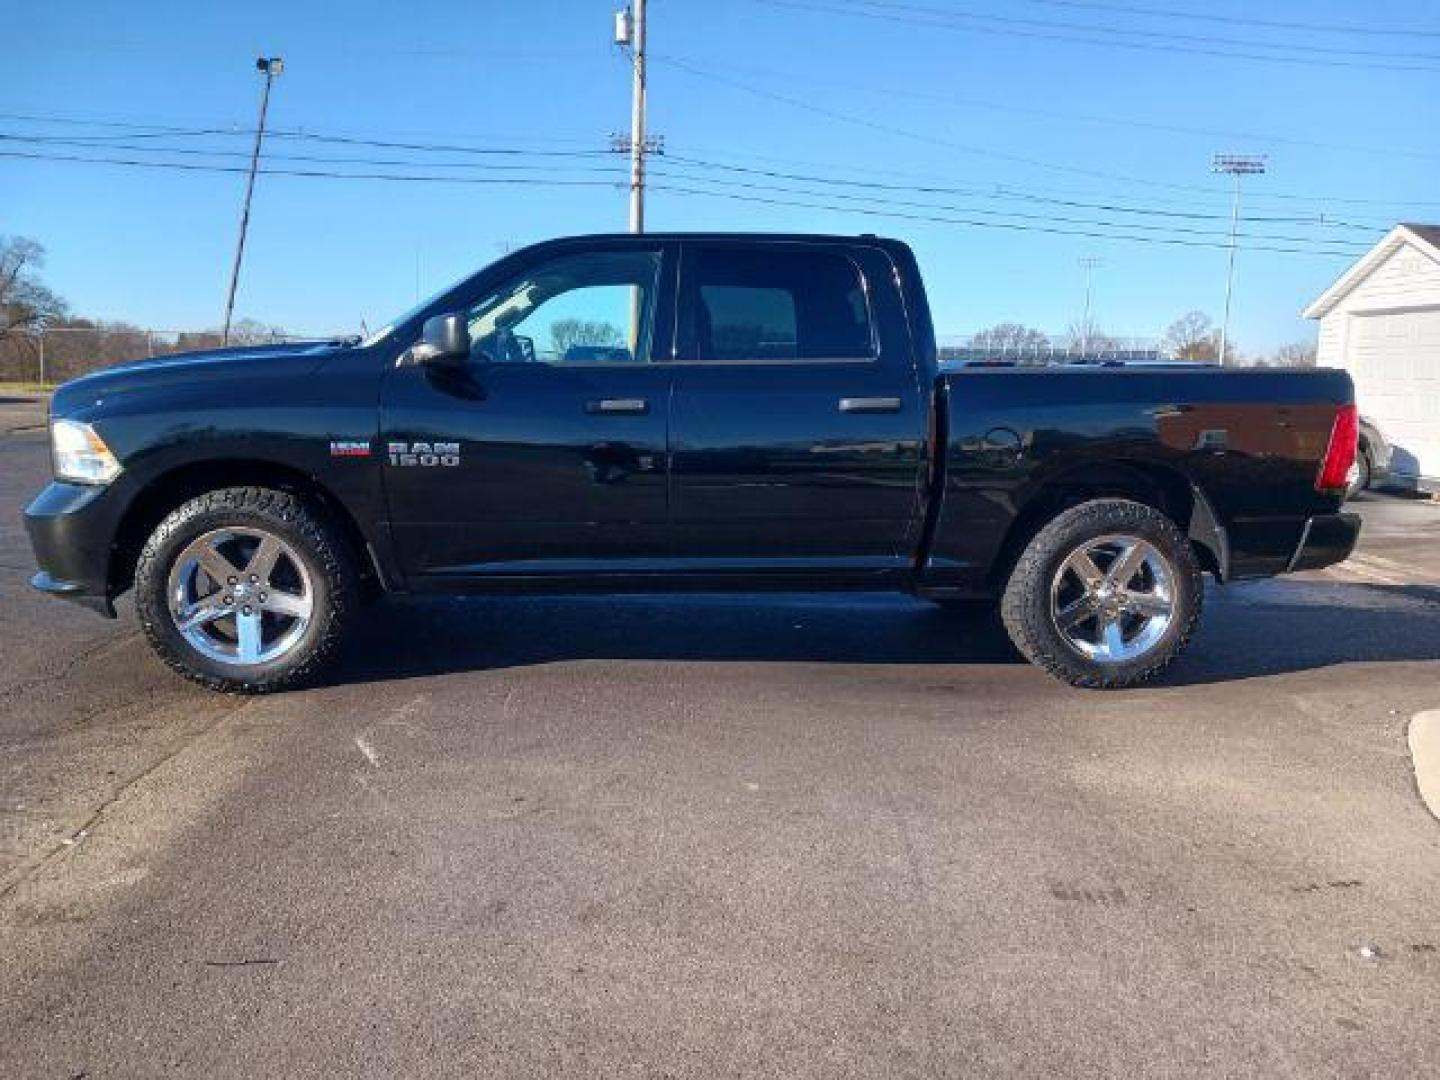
[1348,308,1440,484]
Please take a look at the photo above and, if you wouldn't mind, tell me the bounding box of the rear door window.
[682,247,875,362]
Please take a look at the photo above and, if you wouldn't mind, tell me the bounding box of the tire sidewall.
[1003,500,1202,688]
[135,491,346,691]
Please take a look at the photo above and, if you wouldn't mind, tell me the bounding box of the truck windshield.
[361,278,459,349]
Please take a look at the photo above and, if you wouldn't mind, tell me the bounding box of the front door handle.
[838,396,902,414]
[585,398,649,415]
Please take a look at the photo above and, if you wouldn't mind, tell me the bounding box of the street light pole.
[1212,153,1266,367]
[222,56,283,346]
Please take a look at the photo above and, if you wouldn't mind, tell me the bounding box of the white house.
[1304,223,1440,490]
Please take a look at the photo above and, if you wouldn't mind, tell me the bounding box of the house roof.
[1401,223,1440,251]
[1302,223,1440,319]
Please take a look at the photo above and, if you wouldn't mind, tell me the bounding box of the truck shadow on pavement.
[330,580,1440,689]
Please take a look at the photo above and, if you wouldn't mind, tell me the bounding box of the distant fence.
[3,325,1222,384]
[0,326,346,385]
[938,333,1175,366]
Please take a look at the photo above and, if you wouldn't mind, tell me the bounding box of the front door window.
[464,249,661,366]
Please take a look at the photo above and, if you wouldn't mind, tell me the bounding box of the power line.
[1015,0,1440,39]
[1,128,1376,229]
[820,0,1440,61]
[0,144,1371,256]
[0,148,628,189]
[647,168,1372,250]
[653,55,1440,211]
[9,102,1437,216]
[654,52,1440,164]
[756,0,1440,72]
[0,133,629,175]
[0,109,608,149]
[650,182,1370,257]
[654,54,1217,193]
[5,111,1431,234]
[662,146,1425,220]
[658,154,1383,233]
[0,136,1373,250]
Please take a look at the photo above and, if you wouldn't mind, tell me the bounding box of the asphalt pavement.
[3,393,1439,1078]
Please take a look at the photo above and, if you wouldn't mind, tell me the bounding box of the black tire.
[1345,448,1372,501]
[1000,498,1203,689]
[134,486,357,693]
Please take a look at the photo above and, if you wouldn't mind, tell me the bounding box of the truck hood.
[51,340,351,415]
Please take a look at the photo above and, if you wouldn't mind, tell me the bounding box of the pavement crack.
[0,631,142,704]
[0,694,261,901]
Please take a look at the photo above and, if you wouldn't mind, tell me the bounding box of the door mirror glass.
[414,313,470,364]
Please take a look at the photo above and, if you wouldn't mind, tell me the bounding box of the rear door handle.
[585,398,649,415]
[838,396,902,414]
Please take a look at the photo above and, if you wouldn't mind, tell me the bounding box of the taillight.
[1315,403,1359,492]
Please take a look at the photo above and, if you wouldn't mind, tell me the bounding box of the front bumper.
[30,570,116,617]
[1286,512,1362,574]
[23,480,128,619]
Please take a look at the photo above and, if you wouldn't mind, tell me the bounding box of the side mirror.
[413,313,470,364]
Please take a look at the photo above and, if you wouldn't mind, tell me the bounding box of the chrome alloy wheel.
[1048,533,1175,664]
[167,528,314,666]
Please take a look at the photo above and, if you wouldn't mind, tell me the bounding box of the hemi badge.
[329,440,372,458]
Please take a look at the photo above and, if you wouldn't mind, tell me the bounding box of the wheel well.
[987,461,1215,589]
[109,460,380,599]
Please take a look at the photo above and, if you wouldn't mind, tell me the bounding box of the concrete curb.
[1407,710,1440,823]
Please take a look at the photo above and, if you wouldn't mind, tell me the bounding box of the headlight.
[51,419,123,485]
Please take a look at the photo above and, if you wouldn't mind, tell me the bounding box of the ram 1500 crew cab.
[25,233,1360,691]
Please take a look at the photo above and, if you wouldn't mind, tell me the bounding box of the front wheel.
[1000,499,1203,689]
[134,487,357,693]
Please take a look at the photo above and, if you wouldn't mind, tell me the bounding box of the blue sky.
[5,0,1439,354]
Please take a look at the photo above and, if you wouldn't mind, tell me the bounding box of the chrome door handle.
[585,398,649,415]
[838,396,902,413]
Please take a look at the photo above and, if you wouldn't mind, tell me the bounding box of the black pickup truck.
[25,233,1360,691]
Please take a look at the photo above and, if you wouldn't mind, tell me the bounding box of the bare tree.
[1162,311,1232,363]
[1271,341,1317,368]
[549,318,623,359]
[0,236,68,347]
[225,318,291,346]
[1063,317,1118,357]
[969,323,1051,363]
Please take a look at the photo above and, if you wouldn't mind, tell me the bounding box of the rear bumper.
[1223,511,1359,579]
[23,480,127,618]
[1285,512,1362,574]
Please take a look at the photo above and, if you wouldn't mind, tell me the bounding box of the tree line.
[966,311,1316,367]
[0,235,293,384]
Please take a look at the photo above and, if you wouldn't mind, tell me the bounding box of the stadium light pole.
[222,56,283,346]
[1078,256,1102,356]
[1212,153,1266,367]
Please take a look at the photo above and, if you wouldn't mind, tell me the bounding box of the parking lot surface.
[3,393,1439,1077]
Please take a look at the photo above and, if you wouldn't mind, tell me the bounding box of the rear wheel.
[1000,499,1202,688]
[134,487,357,692]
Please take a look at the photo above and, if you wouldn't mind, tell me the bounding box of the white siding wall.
[1332,244,1440,315]
[1319,240,1440,485]
[1316,312,1345,367]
